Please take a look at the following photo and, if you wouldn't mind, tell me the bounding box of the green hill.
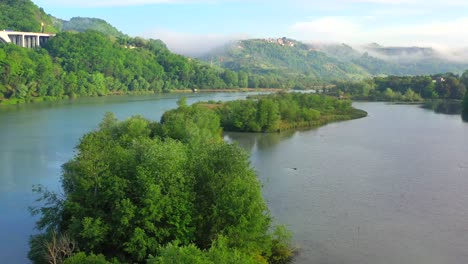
[202,38,370,82]
[56,17,125,38]
[0,0,124,38]
[202,38,468,81]
[0,0,58,33]
[311,43,468,76]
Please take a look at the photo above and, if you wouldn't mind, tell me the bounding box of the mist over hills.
[0,0,124,37]
[199,38,468,79]
[54,17,125,38]
[1,0,467,83]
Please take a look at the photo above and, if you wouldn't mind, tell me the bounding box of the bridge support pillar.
[1,31,54,48]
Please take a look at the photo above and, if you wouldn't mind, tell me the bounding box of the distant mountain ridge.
[0,0,58,33]
[201,38,468,79]
[200,38,371,82]
[55,17,125,38]
[310,42,468,75]
[0,0,125,38]
[1,0,467,82]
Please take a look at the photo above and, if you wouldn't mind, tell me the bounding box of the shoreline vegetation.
[0,88,285,106]
[29,92,365,264]
[0,30,339,107]
[29,96,298,264]
[332,73,467,102]
[212,92,367,133]
[463,93,468,121]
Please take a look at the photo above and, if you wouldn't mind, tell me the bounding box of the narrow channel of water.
[0,92,262,263]
[226,102,468,264]
[1,97,467,264]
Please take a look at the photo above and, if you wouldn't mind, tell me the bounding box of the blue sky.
[34,0,468,55]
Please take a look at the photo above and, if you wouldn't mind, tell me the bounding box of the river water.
[1,95,467,264]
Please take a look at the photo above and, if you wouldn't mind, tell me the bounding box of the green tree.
[256,99,280,132]
[461,70,468,88]
[160,104,222,144]
[238,71,249,88]
[30,110,291,263]
[462,91,468,122]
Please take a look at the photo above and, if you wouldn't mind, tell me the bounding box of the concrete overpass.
[0,30,55,48]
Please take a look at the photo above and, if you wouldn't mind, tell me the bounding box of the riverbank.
[274,108,368,132]
[212,92,368,133]
[0,88,286,106]
[172,88,285,93]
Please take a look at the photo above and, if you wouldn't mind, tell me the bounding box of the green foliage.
[204,39,468,86]
[462,91,468,121]
[333,73,466,101]
[310,43,468,76]
[59,17,125,38]
[148,243,210,264]
[269,226,294,264]
[218,92,366,132]
[64,252,110,264]
[30,107,293,263]
[0,0,58,33]
[1,30,279,104]
[148,237,261,264]
[160,102,222,144]
[203,38,370,85]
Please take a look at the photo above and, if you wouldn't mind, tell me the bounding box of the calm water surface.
[1,97,468,264]
[0,92,262,263]
[226,102,468,264]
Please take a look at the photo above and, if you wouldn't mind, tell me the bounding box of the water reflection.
[224,130,296,152]
[228,102,468,264]
[0,92,265,263]
[421,100,462,115]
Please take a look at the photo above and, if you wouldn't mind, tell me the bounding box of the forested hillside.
[202,39,468,81]
[0,0,58,33]
[311,43,468,76]
[56,17,125,38]
[1,0,467,105]
[0,31,266,104]
[29,105,294,263]
[1,0,125,37]
[202,38,370,84]
[332,71,468,101]
[215,92,367,132]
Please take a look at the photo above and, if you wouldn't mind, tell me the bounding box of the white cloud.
[38,0,468,7]
[142,28,248,56]
[36,0,217,7]
[341,0,468,6]
[291,16,468,48]
[291,17,361,43]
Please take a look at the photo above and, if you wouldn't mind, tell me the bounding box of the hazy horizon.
[33,0,468,58]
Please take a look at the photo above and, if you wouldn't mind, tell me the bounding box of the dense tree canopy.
[202,39,468,82]
[0,0,58,33]
[0,30,281,104]
[3,30,337,105]
[203,38,370,86]
[29,103,294,264]
[216,92,367,132]
[59,17,125,38]
[333,71,468,101]
[462,91,468,121]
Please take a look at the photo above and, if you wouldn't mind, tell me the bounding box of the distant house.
[433,77,446,83]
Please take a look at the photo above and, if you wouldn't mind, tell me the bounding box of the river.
[1,95,467,264]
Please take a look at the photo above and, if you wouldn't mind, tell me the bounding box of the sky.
[34,0,468,55]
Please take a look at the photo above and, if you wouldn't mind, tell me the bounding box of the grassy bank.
[204,92,368,133]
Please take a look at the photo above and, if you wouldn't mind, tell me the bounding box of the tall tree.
[29,109,292,263]
[462,91,468,122]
